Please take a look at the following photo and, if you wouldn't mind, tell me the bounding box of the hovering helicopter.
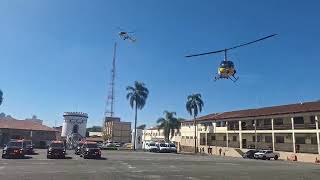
[118,30,136,43]
[186,34,277,82]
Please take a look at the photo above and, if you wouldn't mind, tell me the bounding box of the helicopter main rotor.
[185,34,277,58]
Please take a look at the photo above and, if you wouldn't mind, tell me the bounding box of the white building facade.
[61,112,88,138]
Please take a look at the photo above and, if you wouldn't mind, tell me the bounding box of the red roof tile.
[0,118,57,132]
[197,101,320,122]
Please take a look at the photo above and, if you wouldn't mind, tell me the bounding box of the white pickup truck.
[254,150,280,160]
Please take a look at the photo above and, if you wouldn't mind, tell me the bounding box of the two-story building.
[179,101,320,160]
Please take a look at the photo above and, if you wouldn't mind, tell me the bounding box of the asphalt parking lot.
[0,149,319,180]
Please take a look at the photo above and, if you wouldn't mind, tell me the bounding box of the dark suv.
[80,142,101,159]
[243,149,259,159]
[2,140,25,159]
[22,140,34,155]
[47,141,66,159]
[74,141,84,155]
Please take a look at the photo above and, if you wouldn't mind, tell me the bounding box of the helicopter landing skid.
[213,75,239,82]
[230,75,239,82]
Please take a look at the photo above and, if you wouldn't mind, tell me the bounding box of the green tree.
[0,89,3,106]
[186,93,204,153]
[137,124,146,130]
[157,111,182,142]
[126,81,149,151]
[86,126,102,132]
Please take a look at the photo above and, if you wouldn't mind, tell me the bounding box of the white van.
[148,142,159,152]
[166,143,177,153]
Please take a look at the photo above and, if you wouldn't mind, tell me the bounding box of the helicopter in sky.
[118,30,136,43]
[185,34,277,82]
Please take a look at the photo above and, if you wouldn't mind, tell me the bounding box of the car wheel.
[274,155,278,160]
[47,155,51,159]
[262,156,266,160]
[83,155,87,159]
[2,154,5,159]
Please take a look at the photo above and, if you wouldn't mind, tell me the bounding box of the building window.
[72,124,79,134]
[310,116,316,124]
[274,118,283,125]
[295,137,305,144]
[232,136,237,141]
[211,136,216,141]
[276,136,284,143]
[293,117,304,124]
[264,119,271,125]
[190,136,193,139]
[265,136,272,143]
[257,136,261,142]
[216,122,221,127]
[311,137,317,144]
[223,136,226,141]
[182,136,185,139]
[252,136,256,142]
[186,136,189,139]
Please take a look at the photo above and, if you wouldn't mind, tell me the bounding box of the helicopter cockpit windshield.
[220,61,234,68]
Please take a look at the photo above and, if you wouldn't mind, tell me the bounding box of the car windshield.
[169,144,176,147]
[8,141,23,147]
[149,143,156,146]
[159,144,167,147]
[86,144,98,148]
[23,141,32,146]
[50,143,64,148]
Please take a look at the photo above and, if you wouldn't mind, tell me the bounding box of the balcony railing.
[294,124,316,129]
[242,125,272,130]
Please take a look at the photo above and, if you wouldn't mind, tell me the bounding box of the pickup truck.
[254,150,280,160]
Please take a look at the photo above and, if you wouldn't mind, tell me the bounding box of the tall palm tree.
[0,89,3,106]
[186,93,204,153]
[126,81,149,151]
[157,111,182,142]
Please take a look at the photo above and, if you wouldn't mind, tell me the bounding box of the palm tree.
[157,111,182,142]
[0,89,3,106]
[186,93,204,153]
[126,81,149,151]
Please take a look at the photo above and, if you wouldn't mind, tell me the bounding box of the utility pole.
[254,119,257,149]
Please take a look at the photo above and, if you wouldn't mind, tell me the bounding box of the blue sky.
[1,0,320,128]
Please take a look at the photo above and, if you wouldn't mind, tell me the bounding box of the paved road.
[0,149,319,180]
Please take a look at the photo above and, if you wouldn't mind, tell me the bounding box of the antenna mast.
[105,42,117,117]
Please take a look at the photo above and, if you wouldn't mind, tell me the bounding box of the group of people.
[199,146,226,156]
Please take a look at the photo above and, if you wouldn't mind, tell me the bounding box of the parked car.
[47,141,66,159]
[80,141,101,159]
[2,140,25,159]
[148,142,159,152]
[156,143,169,153]
[74,141,85,155]
[166,143,177,153]
[22,140,34,155]
[243,150,259,159]
[254,150,280,160]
